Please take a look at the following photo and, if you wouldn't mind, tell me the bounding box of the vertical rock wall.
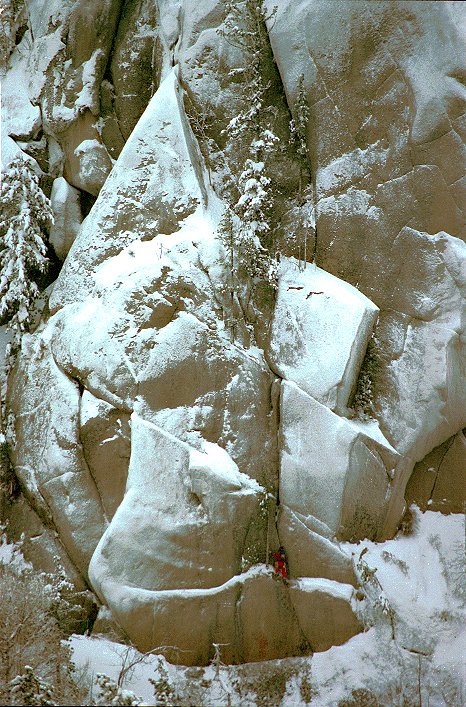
[3,0,466,663]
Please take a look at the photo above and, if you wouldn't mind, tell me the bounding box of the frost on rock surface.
[49,177,83,261]
[266,258,378,414]
[278,381,400,543]
[6,0,466,669]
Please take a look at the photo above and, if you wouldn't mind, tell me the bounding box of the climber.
[273,546,288,582]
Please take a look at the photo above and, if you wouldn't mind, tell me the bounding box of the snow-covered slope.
[70,509,465,706]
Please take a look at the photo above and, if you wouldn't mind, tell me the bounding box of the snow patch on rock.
[279,380,400,541]
[49,177,83,260]
[266,258,378,415]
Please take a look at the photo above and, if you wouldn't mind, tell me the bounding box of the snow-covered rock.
[90,413,261,593]
[278,505,357,586]
[289,578,363,653]
[50,67,210,312]
[79,391,131,521]
[49,177,83,260]
[7,331,107,578]
[373,230,466,462]
[71,138,113,196]
[266,259,378,414]
[265,0,466,509]
[279,381,400,541]
[7,0,466,666]
[406,428,466,513]
[1,45,42,140]
[1,130,41,173]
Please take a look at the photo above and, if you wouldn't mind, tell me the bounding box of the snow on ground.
[69,509,466,706]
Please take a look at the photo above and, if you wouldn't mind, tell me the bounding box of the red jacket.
[273,551,287,578]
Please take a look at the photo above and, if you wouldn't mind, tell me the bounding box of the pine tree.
[10,666,56,706]
[94,674,142,706]
[289,74,311,164]
[0,157,52,340]
[217,0,280,308]
[288,73,314,267]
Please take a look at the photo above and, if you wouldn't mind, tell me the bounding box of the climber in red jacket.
[273,546,288,581]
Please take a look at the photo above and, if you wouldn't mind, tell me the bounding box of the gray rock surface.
[49,177,83,260]
[4,0,466,664]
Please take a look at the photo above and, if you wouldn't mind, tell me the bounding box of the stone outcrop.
[266,260,379,415]
[49,177,83,260]
[4,0,466,664]
[405,430,466,513]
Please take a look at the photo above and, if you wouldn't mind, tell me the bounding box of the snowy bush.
[355,548,396,638]
[10,666,56,706]
[0,537,87,705]
[93,674,142,706]
[149,657,177,706]
[0,157,52,340]
[351,336,381,421]
[337,688,382,707]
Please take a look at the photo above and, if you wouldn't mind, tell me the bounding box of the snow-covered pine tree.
[0,157,52,342]
[289,73,315,268]
[94,674,143,706]
[289,73,311,164]
[10,666,56,707]
[217,1,279,301]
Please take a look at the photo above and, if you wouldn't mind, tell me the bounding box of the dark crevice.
[80,189,97,218]
[15,23,28,45]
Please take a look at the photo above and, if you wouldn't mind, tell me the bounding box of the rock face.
[4,0,466,664]
[266,261,379,415]
[49,177,83,260]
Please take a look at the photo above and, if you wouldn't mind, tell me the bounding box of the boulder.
[72,138,113,196]
[49,177,83,260]
[279,380,400,541]
[7,330,107,579]
[79,391,131,521]
[278,505,357,586]
[89,413,262,593]
[49,68,211,313]
[266,258,378,414]
[59,112,110,195]
[289,578,363,653]
[134,310,276,485]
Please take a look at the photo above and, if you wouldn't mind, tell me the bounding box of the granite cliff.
[2,0,466,665]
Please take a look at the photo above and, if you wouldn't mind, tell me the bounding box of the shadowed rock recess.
[3,0,466,664]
